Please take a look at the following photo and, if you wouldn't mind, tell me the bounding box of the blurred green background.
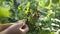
[0,0,60,34]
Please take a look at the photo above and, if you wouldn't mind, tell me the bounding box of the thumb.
[1,20,29,34]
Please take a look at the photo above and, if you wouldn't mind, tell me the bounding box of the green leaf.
[39,0,51,9]
[0,6,11,17]
[0,0,6,1]
[52,0,59,4]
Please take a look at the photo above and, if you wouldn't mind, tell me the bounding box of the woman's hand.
[0,20,29,34]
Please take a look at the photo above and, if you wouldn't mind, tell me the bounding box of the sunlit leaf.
[0,6,11,17]
[39,0,51,9]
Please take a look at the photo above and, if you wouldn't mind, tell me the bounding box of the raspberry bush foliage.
[0,0,60,34]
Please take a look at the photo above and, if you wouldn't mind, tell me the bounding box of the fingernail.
[19,24,27,32]
[21,25,26,29]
